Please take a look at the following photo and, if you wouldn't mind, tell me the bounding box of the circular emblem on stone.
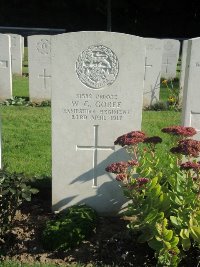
[37,39,51,55]
[76,45,119,89]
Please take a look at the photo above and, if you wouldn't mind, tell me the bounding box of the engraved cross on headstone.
[163,58,171,74]
[144,56,152,80]
[76,125,115,188]
[39,68,52,89]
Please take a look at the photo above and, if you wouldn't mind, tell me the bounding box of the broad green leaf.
[148,238,163,251]
[190,226,200,242]
[182,237,191,251]
[163,229,173,241]
[144,209,158,223]
[151,184,161,197]
[148,176,158,190]
[170,236,179,247]
[180,229,189,239]
[170,216,182,227]
[137,231,154,243]
[163,240,171,249]
[30,188,39,194]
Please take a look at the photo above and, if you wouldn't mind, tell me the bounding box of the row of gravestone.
[0,33,181,108]
[1,32,198,215]
[0,33,24,100]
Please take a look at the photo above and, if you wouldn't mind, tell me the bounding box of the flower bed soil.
[0,188,199,267]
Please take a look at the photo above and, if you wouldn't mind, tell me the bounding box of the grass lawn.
[1,54,181,177]
[0,104,180,177]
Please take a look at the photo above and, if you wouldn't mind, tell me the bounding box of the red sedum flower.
[161,126,197,137]
[114,131,146,147]
[116,173,128,181]
[180,161,200,171]
[105,161,128,174]
[137,177,149,186]
[170,139,200,157]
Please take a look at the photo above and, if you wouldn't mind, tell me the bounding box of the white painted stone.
[28,35,51,102]
[179,40,188,102]
[182,38,200,139]
[143,38,164,107]
[161,39,180,79]
[21,36,24,59]
[0,34,12,100]
[51,31,145,214]
[8,34,23,75]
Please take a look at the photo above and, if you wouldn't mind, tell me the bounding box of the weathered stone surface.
[161,39,180,79]
[182,38,200,139]
[0,34,12,100]
[28,35,51,102]
[51,31,145,214]
[9,33,23,75]
[143,38,163,107]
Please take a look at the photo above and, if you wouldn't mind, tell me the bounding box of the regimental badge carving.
[76,45,119,89]
[164,41,173,51]
[36,39,51,55]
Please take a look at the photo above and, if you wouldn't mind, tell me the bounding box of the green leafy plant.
[106,126,200,266]
[161,79,180,111]
[0,97,51,107]
[42,205,98,251]
[0,168,39,238]
[144,101,169,111]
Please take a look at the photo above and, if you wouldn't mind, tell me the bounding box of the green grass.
[1,106,51,177]
[1,59,181,177]
[13,75,29,98]
[159,79,180,102]
[0,105,180,177]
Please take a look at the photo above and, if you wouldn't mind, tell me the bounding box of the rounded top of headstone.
[76,44,119,89]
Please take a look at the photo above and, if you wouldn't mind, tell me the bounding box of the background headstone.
[0,34,12,100]
[179,40,188,103]
[28,35,51,102]
[143,38,163,107]
[8,33,23,75]
[161,39,180,79]
[182,38,200,139]
[51,31,145,214]
[21,36,24,59]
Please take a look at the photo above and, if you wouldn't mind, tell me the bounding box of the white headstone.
[51,32,145,214]
[182,38,200,139]
[0,34,12,100]
[9,34,23,75]
[21,36,24,59]
[143,38,164,107]
[28,35,51,102]
[179,40,188,102]
[161,39,180,79]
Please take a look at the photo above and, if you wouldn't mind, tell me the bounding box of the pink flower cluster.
[128,177,150,190]
[114,131,146,147]
[137,177,149,186]
[105,161,128,174]
[170,139,200,157]
[180,161,200,171]
[161,126,197,137]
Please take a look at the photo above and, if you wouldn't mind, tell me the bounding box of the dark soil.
[1,188,200,266]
